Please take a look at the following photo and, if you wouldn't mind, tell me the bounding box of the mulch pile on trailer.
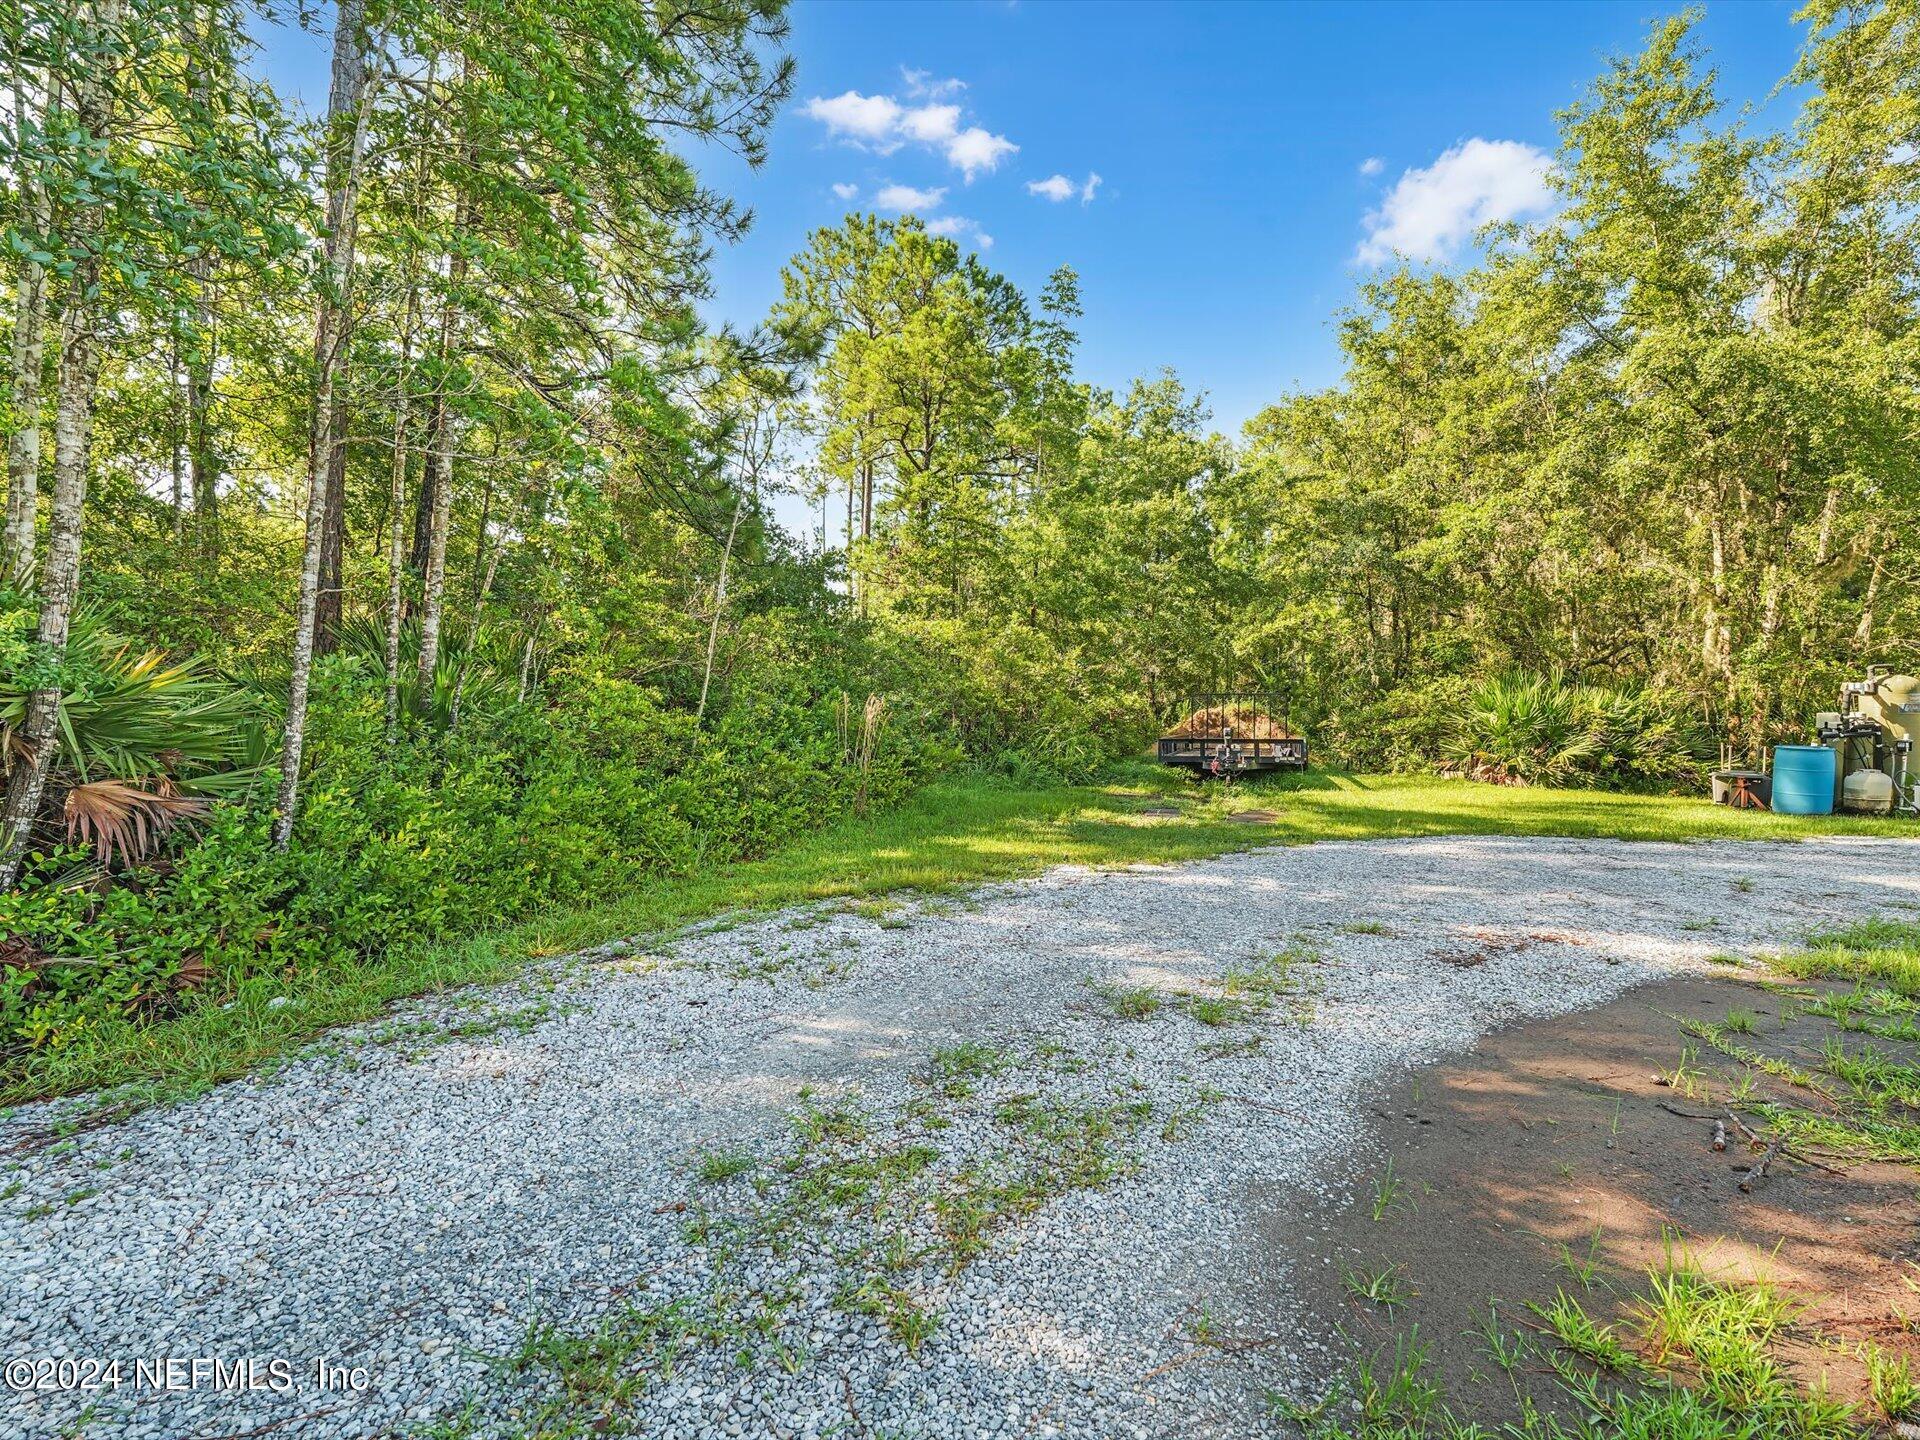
[1161,706,1297,741]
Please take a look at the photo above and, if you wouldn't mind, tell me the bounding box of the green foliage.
[6,0,1920,1083]
[1444,673,1710,792]
[0,596,266,789]
[0,647,926,1059]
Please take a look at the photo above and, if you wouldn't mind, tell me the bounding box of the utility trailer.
[1156,692,1308,776]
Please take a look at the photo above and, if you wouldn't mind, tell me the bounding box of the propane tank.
[1842,768,1896,816]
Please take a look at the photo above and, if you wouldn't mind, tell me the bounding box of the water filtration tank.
[1771,744,1837,815]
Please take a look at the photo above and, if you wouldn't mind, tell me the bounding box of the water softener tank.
[1771,745,1837,815]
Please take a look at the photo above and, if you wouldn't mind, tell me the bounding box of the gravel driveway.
[4,833,1916,1440]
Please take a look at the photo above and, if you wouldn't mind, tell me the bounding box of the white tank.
[1842,768,1896,815]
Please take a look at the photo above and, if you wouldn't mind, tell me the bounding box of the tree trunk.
[447,528,503,734]
[273,0,372,850]
[0,0,120,889]
[314,389,350,654]
[697,498,745,730]
[414,219,468,701]
[384,284,417,745]
[180,0,218,553]
[3,85,50,584]
[168,335,187,533]
[517,609,543,704]
[1854,541,1887,652]
[414,385,454,699]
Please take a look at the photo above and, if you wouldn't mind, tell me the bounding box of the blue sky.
[254,0,1811,435]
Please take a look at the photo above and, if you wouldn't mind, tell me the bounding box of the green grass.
[6,767,1906,1116]
[1673,919,1920,1165]
[1343,1260,1414,1313]
[1779,919,1920,998]
[1300,1249,1868,1440]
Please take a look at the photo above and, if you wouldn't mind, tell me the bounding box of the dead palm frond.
[62,780,208,865]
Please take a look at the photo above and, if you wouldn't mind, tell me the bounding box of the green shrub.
[1444,672,1709,792]
[0,648,935,1061]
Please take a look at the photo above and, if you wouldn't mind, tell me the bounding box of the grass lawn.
[6,766,1912,1117]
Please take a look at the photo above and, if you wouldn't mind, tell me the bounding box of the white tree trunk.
[697,498,745,729]
[413,384,453,702]
[273,0,372,849]
[0,0,120,889]
[3,83,50,583]
[383,289,415,744]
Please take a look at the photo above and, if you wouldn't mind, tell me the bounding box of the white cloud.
[928,215,993,249]
[945,127,1017,180]
[802,79,1015,179]
[901,67,966,100]
[1356,138,1555,265]
[900,103,960,144]
[831,182,859,200]
[875,182,947,212]
[804,91,903,147]
[1359,156,1384,177]
[1028,171,1101,204]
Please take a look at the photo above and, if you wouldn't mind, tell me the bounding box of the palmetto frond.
[63,781,209,866]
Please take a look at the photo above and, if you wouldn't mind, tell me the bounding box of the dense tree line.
[1,0,1915,1055]
[780,3,1918,776]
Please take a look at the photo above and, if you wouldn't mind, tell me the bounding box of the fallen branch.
[1140,1347,1209,1381]
[1712,1119,1727,1152]
[842,1372,868,1438]
[1739,1136,1784,1193]
[1654,1103,1850,1178]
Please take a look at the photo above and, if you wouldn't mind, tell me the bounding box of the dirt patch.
[1273,971,1920,1422]
[1228,809,1280,824]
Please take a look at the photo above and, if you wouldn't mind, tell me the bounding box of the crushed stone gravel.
[3,833,1916,1440]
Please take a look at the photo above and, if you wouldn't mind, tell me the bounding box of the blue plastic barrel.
[1770,744,1836,815]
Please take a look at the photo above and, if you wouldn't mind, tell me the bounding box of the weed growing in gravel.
[1341,920,1394,936]
[1197,1033,1265,1060]
[1098,984,1162,1020]
[837,1277,940,1352]
[928,1042,1009,1097]
[1221,944,1321,1029]
[494,1293,748,1438]
[367,998,567,1055]
[1184,995,1243,1026]
[696,1149,754,1184]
